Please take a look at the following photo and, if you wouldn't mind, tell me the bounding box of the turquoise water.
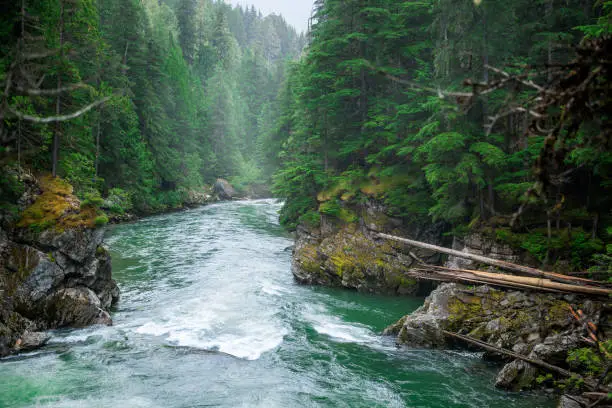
[0,200,554,407]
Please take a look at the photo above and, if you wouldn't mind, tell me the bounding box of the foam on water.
[304,305,378,344]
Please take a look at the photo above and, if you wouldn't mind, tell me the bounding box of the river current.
[0,200,554,407]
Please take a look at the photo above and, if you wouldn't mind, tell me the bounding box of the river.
[0,199,554,407]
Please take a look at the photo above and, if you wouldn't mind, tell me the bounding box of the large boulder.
[495,360,538,391]
[214,179,236,200]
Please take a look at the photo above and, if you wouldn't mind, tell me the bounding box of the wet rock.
[529,333,582,366]
[446,233,524,270]
[495,359,538,391]
[214,179,236,200]
[46,287,111,328]
[557,395,589,408]
[383,283,458,347]
[182,187,215,207]
[16,331,50,351]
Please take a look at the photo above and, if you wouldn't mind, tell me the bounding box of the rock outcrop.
[292,201,443,295]
[0,174,119,357]
[384,283,611,392]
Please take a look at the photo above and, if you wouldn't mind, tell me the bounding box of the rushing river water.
[0,200,554,407]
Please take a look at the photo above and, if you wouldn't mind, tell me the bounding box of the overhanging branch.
[8,96,110,124]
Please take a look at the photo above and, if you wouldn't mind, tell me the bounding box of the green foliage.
[272,0,612,272]
[103,188,133,215]
[0,166,26,220]
[0,0,304,215]
[567,341,612,376]
[300,210,321,228]
[80,192,105,209]
[319,200,358,224]
[94,214,109,227]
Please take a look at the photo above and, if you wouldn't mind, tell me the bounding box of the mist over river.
[0,200,554,407]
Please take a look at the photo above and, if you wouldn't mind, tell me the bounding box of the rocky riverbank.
[384,283,610,393]
[292,201,443,295]
[0,174,119,357]
[290,200,611,405]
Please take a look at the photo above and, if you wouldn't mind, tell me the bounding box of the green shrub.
[94,215,109,227]
[567,340,612,376]
[81,192,105,209]
[300,210,321,227]
[104,188,133,214]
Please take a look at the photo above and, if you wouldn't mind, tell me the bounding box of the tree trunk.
[479,189,485,219]
[122,41,130,75]
[52,0,64,178]
[94,119,101,180]
[547,0,554,82]
[487,178,495,215]
[482,7,489,84]
[17,120,22,172]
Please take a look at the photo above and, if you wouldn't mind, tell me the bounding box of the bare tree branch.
[8,96,111,124]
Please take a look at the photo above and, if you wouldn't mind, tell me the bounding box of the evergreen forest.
[273,0,612,273]
[0,0,304,212]
[1,0,611,272]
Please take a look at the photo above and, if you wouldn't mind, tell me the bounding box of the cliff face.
[292,201,443,295]
[0,174,119,357]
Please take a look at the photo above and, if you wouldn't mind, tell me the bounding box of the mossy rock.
[17,175,106,232]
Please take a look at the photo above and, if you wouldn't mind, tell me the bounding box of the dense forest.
[273,0,612,272]
[1,0,611,272]
[0,0,304,213]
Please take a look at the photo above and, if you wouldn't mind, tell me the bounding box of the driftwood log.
[376,233,611,296]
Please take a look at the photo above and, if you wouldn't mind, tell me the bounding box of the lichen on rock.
[292,201,442,294]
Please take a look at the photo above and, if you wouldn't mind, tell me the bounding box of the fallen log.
[408,268,568,293]
[442,330,611,393]
[376,232,604,286]
[406,266,612,296]
[425,266,612,296]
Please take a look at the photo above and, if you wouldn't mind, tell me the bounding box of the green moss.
[468,325,487,340]
[297,244,324,276]
[547,300,570,324]
[17,175,102,232]
[94,215,109,227]
[319,200,358,224]
[362,211,391,230]
[317,179,354,202]
[447,297,484,331]
[399,277,417,287]
[359,169,411,198]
